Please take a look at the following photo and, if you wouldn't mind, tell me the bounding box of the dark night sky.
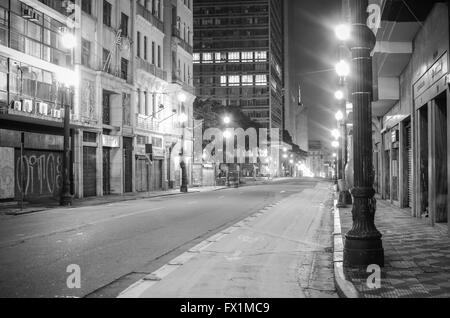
[288,0,343,148]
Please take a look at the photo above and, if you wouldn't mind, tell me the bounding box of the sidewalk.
[0,186,226,216]
[118,182,337,298]
[335,198,450,298]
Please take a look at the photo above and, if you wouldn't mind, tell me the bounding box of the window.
[103,1,112,27]
[255,75,267,86]
[242,75,253,86]
[255,51,267,61]
[103,48,110,72]
[242,52,253,62]
[144,36,148,60]
[193,53,200,63]
[228,52,240,62]
[81,38,91,68]
[220,75,227,87]
[152,41,155,64]
[214,52,222,63]
[229,75,240,86]
[202,53,212,64]
[157,45,161,68]
[82,0,92,15]
[136,31,141,57]
[120,13,129,37]
[121,58,128,80]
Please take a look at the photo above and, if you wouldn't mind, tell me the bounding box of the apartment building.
[0,0,194,203]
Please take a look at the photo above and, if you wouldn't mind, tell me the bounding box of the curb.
[333,199,360,298]
[2,187,228,216]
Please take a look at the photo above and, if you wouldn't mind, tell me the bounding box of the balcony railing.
[2,99,75,123]
[135,113,159,132]
[136,3,164,33]
[136,57,167,81]
[172,26,193,54]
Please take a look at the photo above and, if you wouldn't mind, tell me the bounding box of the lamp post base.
[344,236,385,267]
[60,193,73,207]
[180,185,188,193]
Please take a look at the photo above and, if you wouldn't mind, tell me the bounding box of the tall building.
[0,0,194,203]
[192,0,284,132]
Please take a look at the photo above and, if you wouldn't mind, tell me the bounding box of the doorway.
[433,93,448,224]
[418,105,428,217]
[103,147,111,195]
[83,146,97,197]
[123,137,133,193]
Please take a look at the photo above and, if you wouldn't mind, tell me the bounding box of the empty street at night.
[0,178,335,298]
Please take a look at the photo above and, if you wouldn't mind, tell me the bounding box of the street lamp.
[178,93,188,193]
[335,110,344,121]
[335,24,351,41]
[331,129,341,140]
[59,28,77,207]
[223,115,231,125]
[332,140,339,149]
[334,90,344,101]
[335,60,350,77]
[343,0,384,267]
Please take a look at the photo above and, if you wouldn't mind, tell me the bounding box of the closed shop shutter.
[135,158,148,192]
[407,125,413,208]
[83,147,97,197]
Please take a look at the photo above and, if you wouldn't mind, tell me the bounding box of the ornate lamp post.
[59,28,77,207]
[178,93,188,193]
[343,0,384,267]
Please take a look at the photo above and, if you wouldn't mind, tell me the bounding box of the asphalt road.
[0,178,321,298]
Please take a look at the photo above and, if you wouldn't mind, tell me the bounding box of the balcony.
[136,57,167,81]
[136,3,164,33]
[135,113,159,132]
[172,26,193,55]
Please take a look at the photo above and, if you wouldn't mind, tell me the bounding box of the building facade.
[369,0,449,234]
[192,0,284,132]
[0,0,194,203]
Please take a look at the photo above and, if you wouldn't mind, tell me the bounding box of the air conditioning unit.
[13,100,22,111]
[53,109,62,119]
[22,8,33,19]
[29,12,40,22]
[22,99,33,113]
[37,102,48,115]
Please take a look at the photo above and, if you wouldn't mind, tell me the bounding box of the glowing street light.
[335,90,344,101]
[60,28,76,49]
[335,24,351,41]
[177,92,187,103]
[331,129,340,140]
[332,140,340,148]
[335,110,344,121]
[223,115,231,125]
[333,153,337,158]
[335,60,350,77]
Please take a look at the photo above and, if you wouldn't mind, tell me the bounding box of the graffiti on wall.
[0,147,15,199]
[15,150,63,199]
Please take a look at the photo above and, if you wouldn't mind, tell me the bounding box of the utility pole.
[343,0,384,267]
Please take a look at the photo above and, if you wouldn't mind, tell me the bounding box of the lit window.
[242,52,253,62]
[193,53,200,63]
[255,51,267,61]
[203,53,212,63]
[242,75,253,86]
[228,75,240,86]
[214,53,222,63]
[220,75,227,87]
[228,52,240,62]
[255,75,267,86]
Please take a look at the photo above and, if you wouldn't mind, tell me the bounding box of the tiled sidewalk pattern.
[339,200,450,298]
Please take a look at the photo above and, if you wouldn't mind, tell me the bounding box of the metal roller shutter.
[407,125,413,208]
